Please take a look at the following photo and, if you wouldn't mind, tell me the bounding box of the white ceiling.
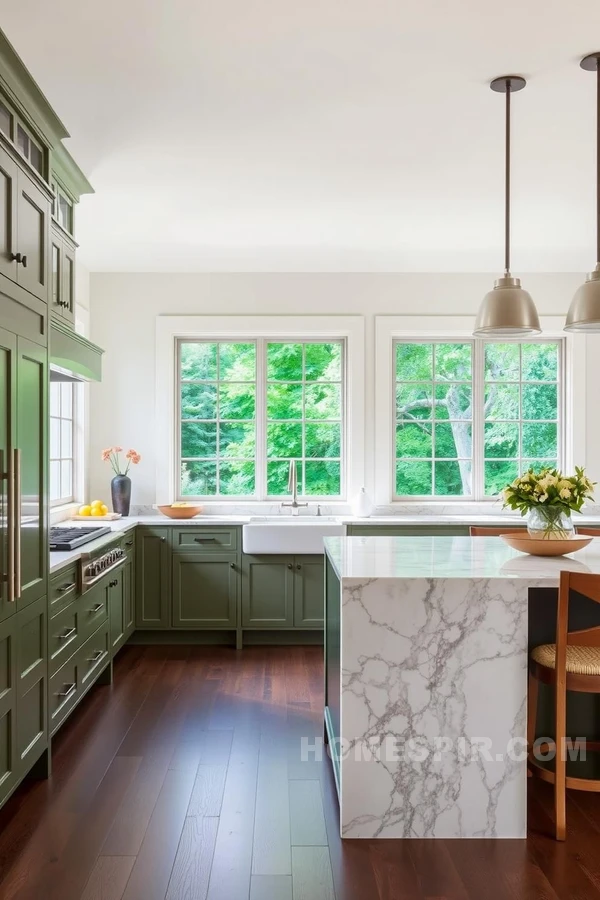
[3,0,600,272]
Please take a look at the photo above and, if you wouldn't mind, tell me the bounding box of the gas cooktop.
[49,525,112,551]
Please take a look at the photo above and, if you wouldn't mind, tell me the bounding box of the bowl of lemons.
[77,500,111,518]
[157,502,203,519]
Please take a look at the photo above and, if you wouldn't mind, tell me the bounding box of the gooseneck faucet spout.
[281,460,308,516]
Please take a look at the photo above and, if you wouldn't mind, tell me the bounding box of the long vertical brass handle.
[6,449,14,603]
[14,449,21,600]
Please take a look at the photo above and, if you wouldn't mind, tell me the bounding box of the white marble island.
[323,534,600,839]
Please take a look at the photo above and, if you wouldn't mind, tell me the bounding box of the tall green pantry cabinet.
[0,25,94,810]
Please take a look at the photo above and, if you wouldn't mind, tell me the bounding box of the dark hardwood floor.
[1,645,600,899]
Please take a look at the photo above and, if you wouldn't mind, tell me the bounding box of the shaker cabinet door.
[172,554,238,628]
[135,528,170,629]
[0,327,16,623]
[0,148,18,284]
[293,556,324,628]
[16,171,49,301]
[241,555,295,628]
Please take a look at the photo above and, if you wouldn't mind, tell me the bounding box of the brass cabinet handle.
[58,626,76,640]
[7,449,15,602]
[87,650,104,663]
[14,449,21,599]
[57,582,76,593]
[89,603,103,614]
[56,683,76,699]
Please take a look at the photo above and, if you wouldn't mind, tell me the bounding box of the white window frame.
[374,316,586,506]
[50,380,78,507]
[156,316,365,504]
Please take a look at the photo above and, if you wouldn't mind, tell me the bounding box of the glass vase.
[526,506,574,540]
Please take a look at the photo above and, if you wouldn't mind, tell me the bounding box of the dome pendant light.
[474,76,541,336]
[565,53,600,332]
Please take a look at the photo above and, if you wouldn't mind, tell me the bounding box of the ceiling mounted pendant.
[474,76,541,336]
[565,53,600,332]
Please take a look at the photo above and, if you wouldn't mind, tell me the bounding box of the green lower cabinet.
[0,615,18,807]
[135,527,170,628]
[123,557,135,640]
[347,525,471,537]
[16,595,47,774]
[108,567,126,653]
[293,556,324,628]
[242,555,295,628]
[172,554,238,628]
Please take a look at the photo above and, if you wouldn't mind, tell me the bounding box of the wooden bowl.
[157,505,203,519]
[500,532,593,557]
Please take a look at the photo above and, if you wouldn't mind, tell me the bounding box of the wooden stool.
[528,570,600,840]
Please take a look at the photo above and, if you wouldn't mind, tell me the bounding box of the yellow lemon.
[91,499,103,509]
[100,504,109,516]
[91,507,104,516]
[79,505,92,516]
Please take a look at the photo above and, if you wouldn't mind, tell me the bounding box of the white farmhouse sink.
[243,516,344,554]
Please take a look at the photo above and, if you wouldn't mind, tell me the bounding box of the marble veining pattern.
[340,574,541,838]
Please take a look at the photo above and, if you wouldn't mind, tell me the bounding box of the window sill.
[50,501,81,525]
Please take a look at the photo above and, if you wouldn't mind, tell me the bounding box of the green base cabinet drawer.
[49,602,80,675]
[172,554,238,628]
[80,624,110,691]
[49,565,78,617]
[79,581,109,643]
[0,616,18,808]
[172,527,238,553]
[49,654,80,736]
[242,556,295,628]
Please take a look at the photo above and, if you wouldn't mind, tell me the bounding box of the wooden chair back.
[558,571,600,649]
[469,526,524,537]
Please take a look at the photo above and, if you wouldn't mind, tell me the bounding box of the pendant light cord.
[505,79,511,276]
[596,62,600,264]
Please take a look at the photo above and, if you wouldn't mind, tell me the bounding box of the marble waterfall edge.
[340,575,532,838]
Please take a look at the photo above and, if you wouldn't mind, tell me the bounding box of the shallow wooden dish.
[157,505,203,519]
[500,532,593,557]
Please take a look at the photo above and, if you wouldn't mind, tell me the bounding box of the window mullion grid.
[256,338,267,501]
[472,340,484,501]
[431,345,436,495]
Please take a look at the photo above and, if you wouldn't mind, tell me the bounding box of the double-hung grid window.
[50,381,76,504]
[178,339,344,499]
[394,339,562,499]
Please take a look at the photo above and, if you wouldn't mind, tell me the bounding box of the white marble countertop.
[324,534,600,582]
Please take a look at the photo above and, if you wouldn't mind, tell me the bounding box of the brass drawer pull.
[87,650,104,663]
[57,683,76,699]
[89,603,104,614]
[57,582,76,593]
[58,627,76,640]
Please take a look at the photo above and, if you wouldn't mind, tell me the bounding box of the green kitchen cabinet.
[50,227,75,327]
[135,527,170,629]
[108,567,126,653]
[347,525,471,537]
[293,556,324,628]
[0,615,18,807]
[172,554,238,628]
[16,337,47,611]
[0,326,16,624]
[242,555,296,628]
[16,595,47,775]
[0,148,19,286]
[122,554,135,640]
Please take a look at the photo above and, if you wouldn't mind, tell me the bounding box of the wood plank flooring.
[0,645,600,899]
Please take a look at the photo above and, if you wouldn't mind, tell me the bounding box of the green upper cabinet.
[0,145,50,304]
[50,227,75,326]
[293,556,324,628]
[172,554,238,628]
[135,527,170,629]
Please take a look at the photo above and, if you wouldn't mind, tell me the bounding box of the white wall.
[88,272,597,506]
